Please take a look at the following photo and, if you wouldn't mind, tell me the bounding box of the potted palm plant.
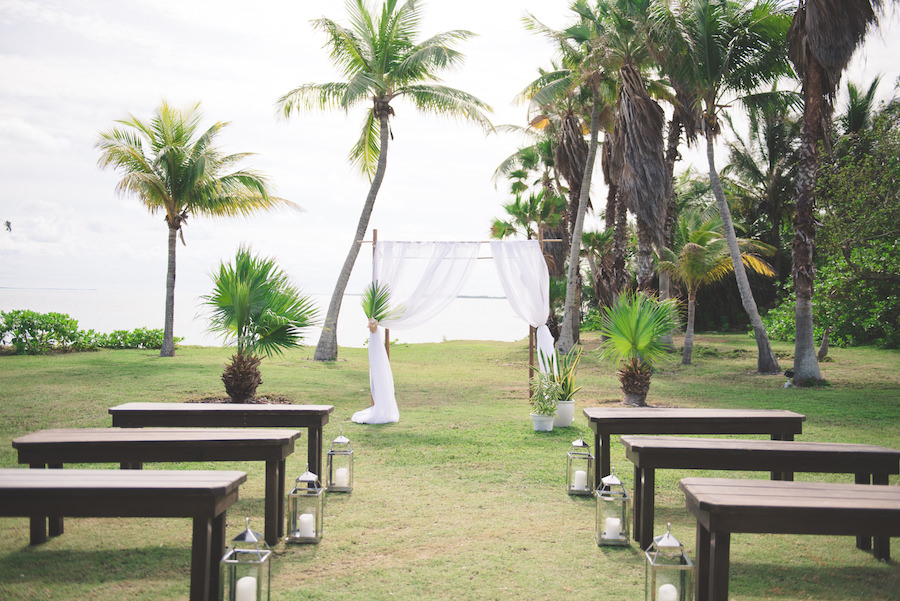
[598,292,679,407]
[529,369,562,431]
[203,246,318,403]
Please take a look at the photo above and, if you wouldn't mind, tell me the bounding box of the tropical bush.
[0,310,174,354]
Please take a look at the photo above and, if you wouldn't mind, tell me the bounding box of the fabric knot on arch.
[352,239,554,424]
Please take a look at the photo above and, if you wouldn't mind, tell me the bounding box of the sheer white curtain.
[490,240,555,372]
[353,242,480,424]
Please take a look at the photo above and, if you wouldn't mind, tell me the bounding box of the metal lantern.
[326,429,354,493]
[645,523,694,601]
[286,466,324,544]
[220,517,271,601]
[595,469,631,546]
[566,436,594,495]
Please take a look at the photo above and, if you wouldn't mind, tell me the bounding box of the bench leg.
[191,516,213,601]
[29,516,47,545]
[277,458,286,539]
[872,472,890,560]
[308,426,323,483]
[265,460,280,546]
[695,522,710,601]
[855,473,873,551]
[211,512,226,600]
[709,529,731,601]
[632,465,642,545]
[639,468,656,551]
[46,463,64,538]
[599,433,611,483]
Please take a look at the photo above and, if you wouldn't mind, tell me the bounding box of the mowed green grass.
[0,332,898,600]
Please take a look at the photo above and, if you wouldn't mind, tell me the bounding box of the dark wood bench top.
[621,436,900,472]
[622,436,900,550]
[0,468,246,601]
[12,428,299,546]
[679,477,900,601]
[582,407,806,487]
[13,427,301,463]
[583,407,806,433]
[109,402,334,482]
[109,402,334,427]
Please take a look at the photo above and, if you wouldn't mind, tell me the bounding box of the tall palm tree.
[658,207,776,365]
[203,247,318,402]
[96,101,293,357]
[788,0,893,384]
[279,0,492,362]
[651,0,792,373]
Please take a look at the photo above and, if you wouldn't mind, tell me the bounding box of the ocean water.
[0,287,530,348]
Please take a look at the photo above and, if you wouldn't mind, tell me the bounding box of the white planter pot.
[553,400,575,427]
[530,413,555,432]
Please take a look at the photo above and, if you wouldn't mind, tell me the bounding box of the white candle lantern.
[220,517,271,601]
[566,436,594,496]
[286,466,324,544]
[326,429,354,493]
[595,469,631,546]
[645,523,694,601]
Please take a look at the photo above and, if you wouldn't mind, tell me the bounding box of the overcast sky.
[2,0,898,306]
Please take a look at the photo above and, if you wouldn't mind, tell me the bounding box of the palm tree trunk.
[160,223,178,357]
[559,90,601,354]
[792,53,825,385]
[682,291,696,365]
[636,219,654,290]
[313,113,391,361]
[706,128,780,373]
[660,116,683,349]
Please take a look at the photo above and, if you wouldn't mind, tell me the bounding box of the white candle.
[334,467,350,487]
[658,583,678,601]
[296,513,316,538]
[605,517,622,539]
[572,470,588,490]
[235,576,257,601]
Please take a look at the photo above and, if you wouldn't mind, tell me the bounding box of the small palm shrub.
[597,292,679,406]
[203,246,318,403]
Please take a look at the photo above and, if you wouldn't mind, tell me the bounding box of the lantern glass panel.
[566,438,593,495]
[595,472,630,546]
[644,525,694,601]
[286,471,324,543]
[326,448,353,493]
[220,548,271,601]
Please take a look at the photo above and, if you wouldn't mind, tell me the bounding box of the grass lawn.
[0,332,898,600]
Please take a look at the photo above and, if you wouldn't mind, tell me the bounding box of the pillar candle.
[235,576,257,601]
[658,583,678,601]
[605,517,622,539]
[334,467,350,487]
[572,470,588,490]
[297,513,316,538]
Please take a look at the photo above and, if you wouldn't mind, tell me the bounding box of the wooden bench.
[0,467,246,601]
[12,427,300,546]
[621,435,900,550]
[679,477,900,601]
[109,402,334,480]
[583,407,806,487]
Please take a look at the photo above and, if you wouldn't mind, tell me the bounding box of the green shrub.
[0,310,177,354]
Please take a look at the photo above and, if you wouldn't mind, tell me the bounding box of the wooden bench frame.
[13,427,301,546]
[583,407,806,488]
[109,402,334,480]
[620,435,900,550]
[0,468,246,601]
[679,477,900,601]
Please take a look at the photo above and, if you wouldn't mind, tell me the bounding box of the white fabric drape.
[490,240,555,372]
[352,242,480,424]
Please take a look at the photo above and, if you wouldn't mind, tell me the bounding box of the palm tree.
[279,0,492,362]
[650,0,792,374]
[839,76,883,136]
[96,101,294,357]
[597,291,679,406]
[658,207,776,365]
[203,247,318,403]
[788,0,894,385]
